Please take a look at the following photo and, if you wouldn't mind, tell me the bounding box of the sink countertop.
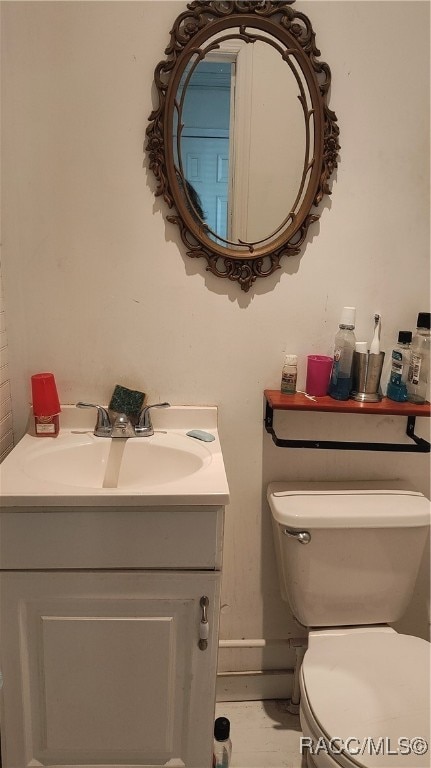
[0,405,230,508]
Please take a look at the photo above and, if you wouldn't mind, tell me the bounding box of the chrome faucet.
[135,402,170,436]
[76,401,170,438]
[76,402,112,437]
[111,413,136,438]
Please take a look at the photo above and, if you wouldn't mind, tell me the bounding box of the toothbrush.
[370,313,381,354]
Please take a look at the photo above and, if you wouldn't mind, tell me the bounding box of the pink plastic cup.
[306,355,333,397]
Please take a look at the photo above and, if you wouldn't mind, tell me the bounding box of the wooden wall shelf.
[264,390,431,417]
[263,390,431,452]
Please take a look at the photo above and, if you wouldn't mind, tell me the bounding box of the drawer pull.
[198,595,209,650]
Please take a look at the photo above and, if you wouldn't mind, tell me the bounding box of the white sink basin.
[20,432,210,490]
[117,434,210,488]
[22,436,109,489]
[0,406,229,507]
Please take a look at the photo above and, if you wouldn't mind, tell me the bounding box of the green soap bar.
[109,384,145,418]
[186,429,215,442]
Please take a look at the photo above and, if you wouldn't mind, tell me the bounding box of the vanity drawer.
[0,506,224,570]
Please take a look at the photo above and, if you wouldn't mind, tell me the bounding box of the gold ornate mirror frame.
[146,1,340,292]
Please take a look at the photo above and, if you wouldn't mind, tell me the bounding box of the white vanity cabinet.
[0,505,224,768]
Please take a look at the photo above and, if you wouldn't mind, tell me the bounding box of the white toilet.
[268,481,431,768]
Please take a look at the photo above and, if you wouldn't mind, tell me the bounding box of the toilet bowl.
[267,482,431,768]
[300,627,430,768]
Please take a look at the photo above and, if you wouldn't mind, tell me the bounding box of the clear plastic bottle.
[280,354,297,395]
[386,331,412,402]
[213,717,232,768]
[407,312,431,404]
[329,307,356,400]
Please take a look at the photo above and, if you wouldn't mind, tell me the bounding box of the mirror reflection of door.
[180,60,233,243]
[175,37,307,248]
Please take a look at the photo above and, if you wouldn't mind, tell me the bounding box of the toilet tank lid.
[267,482,430,528]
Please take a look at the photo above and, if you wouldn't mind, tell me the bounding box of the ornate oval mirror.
[146,1,340,292]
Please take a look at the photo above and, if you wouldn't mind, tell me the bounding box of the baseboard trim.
[216,669,294,702]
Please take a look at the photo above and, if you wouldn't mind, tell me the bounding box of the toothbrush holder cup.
[351,351,385,402]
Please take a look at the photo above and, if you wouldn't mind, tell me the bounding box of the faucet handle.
[76,402,112,436]
[136,402,170,436]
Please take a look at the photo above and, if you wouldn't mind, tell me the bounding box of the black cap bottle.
[213,717,232,767]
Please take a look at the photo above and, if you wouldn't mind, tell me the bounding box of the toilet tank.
[268,482,430,628]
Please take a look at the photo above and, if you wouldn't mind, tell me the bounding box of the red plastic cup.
[31,373,61,417]
[306,355,333,397]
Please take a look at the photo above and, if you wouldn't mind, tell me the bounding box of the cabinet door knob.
[198,595,209,650]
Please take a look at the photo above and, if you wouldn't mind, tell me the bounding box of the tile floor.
[215,700,306,768]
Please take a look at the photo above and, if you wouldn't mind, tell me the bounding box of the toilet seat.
[300,629,430,768]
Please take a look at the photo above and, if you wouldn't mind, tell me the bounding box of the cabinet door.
[0,571,220,768]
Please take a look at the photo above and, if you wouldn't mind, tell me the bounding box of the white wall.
[1,1,430,675]
[0,267,14,460]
